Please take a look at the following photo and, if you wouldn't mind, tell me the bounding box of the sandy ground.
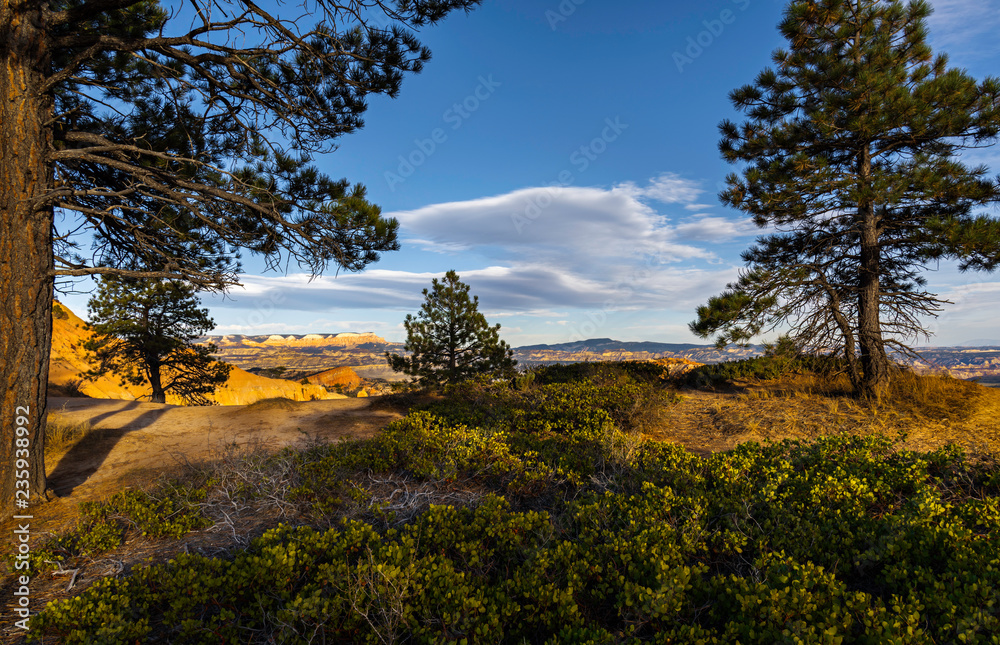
[0,397,404,643]
[42,396,404,503]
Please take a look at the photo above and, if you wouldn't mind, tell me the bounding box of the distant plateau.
[201,334,1000,385]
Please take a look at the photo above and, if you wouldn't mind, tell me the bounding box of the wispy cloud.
[213,318,402,336]
[391,173,753,273]
[208,174,753,338]
[211,263,737,315]
[926,0,1000,60]
[673,215,758,241]
[617,172,705,204]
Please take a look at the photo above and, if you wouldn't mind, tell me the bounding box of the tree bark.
[856,146,891,399]
[146,358,166,404]
[1,0,55,505]
[824,287,862,391]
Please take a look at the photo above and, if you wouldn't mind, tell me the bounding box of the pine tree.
[85,276,231,405]
[387,271,517,387]
[0,0,480,502]
[692,0,1000,398]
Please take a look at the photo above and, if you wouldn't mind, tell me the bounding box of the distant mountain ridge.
[199,333,1000,383]
[516,338,715,354]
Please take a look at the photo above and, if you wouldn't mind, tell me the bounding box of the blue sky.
[59,0,1000,346]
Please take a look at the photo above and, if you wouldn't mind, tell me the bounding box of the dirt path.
[2,396,403,542]
[44,396,403,498]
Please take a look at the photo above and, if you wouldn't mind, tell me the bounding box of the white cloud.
[389,174,747,278]
[207,262,740,319]
[213,318,400,335]
[206,174,752,339]
[402,238,472,254]
[673,215,758,241]
[617,172,705,204]
[914,266,1000,344]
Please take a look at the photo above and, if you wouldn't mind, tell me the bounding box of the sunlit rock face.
[207,366,344,405]
[202,332,406,381]
[648,357,704,378]
[48,302,345,405]
[305,366,363,390]
[215,332,387,349]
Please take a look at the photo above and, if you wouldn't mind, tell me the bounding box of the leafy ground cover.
[13,362,1000,643]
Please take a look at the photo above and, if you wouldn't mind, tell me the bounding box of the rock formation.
[48,302,345,405]
[648,357,704,378]
[305,366,363,391]
[202,333,403,380]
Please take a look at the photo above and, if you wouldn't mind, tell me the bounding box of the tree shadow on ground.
[48,407,168,496]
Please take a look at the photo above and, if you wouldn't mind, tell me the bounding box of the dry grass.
[45,414,102,454]
[880,370,985,421]
[649,371,1000,457]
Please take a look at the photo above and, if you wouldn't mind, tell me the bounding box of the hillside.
[11,360,1000,643]
[48,303,344,405]
[200,334,764,380]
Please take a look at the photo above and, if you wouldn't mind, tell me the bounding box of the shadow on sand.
[48,405,168,496]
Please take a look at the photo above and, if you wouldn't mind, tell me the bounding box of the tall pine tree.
[692,0,1000,398]
[387,271,517,387]
[0,0,480,502]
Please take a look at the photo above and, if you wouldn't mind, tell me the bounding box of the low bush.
[21,487,212,575]
[29,432,1000,644]
[688,353,849,386]
[435,362,683,436]
[25,364,1000,644]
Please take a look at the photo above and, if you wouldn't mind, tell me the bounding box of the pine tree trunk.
[146,357,167,404]
[842,330,862,392]
[856,148,891,399]
[1,0,54,505]
[826,291,862,391]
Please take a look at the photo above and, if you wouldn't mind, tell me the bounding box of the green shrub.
[688,352,849,386]
[21,487,211,574]
[26,369,1000,644]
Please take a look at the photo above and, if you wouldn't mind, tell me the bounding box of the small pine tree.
[85,276,231,404]
[387,270,517,387]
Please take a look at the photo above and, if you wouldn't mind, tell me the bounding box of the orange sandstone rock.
[305,366,362,390]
